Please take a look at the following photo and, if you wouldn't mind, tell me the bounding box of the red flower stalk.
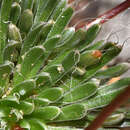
[85,86,130,130]
[76,0,130,30]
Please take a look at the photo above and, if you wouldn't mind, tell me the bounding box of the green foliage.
[0,0,129,129]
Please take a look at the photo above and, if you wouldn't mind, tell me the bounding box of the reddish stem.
[76,0,130,30]
[85,86,130,130]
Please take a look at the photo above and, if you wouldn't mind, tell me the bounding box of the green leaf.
[47,7,73,39]
[43,35,61,51]
[19,9,33,33]
[31,106,61,121]
[0,95,19,107]
[39,0,58,22]
[56,27,75,47]
[84,40,104,51]
[29,97,50,107]
[20,0,34,11]
[11,79,36,99]
[34,0,49,23]
[17,101,34,115]
[47,126,83,130]
[78,50,101,68]
[0,61,13,77]
[87,112,125,126]
[21,22,45,55]
[83,78,130,109]
[20,119,47,130]
[35,72,52,86]
[3,40,20,62]
[37,20,54,44]
[20,46,45,78]
[63,82,97,103]
[62,50,80,71]
[0,106,11,118]
[56,29,86,51]
[10,2,21,25]
[82,45,122,82]
[51,0,67,21]
[38,88,64,102]
[95,62,130,79]
[79,24,101,50]
[121,120,130,127]
[104,113,125,126]
[54,104,87,121]
[0,61,13,87]
[8,23,22,42]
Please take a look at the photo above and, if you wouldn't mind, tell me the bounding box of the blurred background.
[69,0,130,77]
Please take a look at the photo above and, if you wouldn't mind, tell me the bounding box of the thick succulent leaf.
[29,97,51,107]
[31,106,61,121]
[43,50,79,84]
[0,61,13,87]
[82,78,130,109]
[43,64,64,84]
[78,50,101,68]
[38,88,64,102]
[99,78,130,93]
[0,106,11,118]
[43,50,71,70]
[63,82,97,103]
[20,119,47,130]
[56,27,75,47]
[104,113,125,126]
[0,61,13,77]
[54,104,87,121]
[0,95,19,107]
[43,35,61,51]
[62,50,80,71]
[0,0,13,42]
[121,120,130,127]
[10,2,21,25]
[84,40,104,51]
[35,72,52,86]
[20,46,45,78]
[17,101,34,115]
[11,79,36,99]
[57,29,86,51]
[3,40,20,62]
[95,63,130,79]
[19,9,33,33]
[47,7,73,39]
[39,0,58,22]
[79,24,101,51]
[37,20,54,44]
[21,22,45,55]
[47,126,83,130]
[87,113,125,126]
[0,0,13,63]
[20,0,34,11]
[34,0,48,23]
[81,45,122,82]
[8,23,22,42]
[51,0,67,21]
